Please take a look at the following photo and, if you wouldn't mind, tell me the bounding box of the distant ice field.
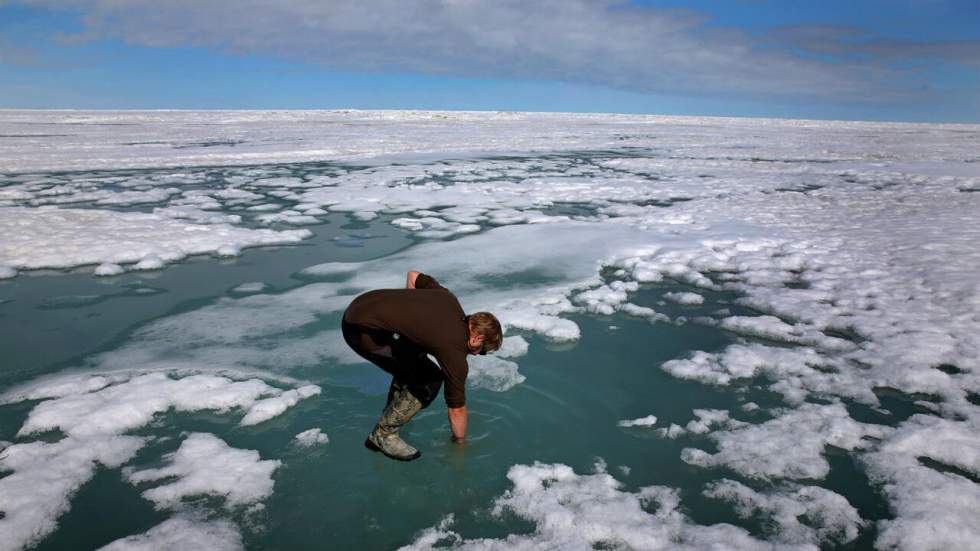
[1,110,979,551]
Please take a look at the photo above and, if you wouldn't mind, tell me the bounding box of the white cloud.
[16,0,912,102]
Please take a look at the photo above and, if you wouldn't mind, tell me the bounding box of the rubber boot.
[365,385,423,461]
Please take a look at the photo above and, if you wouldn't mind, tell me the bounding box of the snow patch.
[125,433,280,509]
[98,517,243,551]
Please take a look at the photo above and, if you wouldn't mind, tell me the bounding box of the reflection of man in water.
[342,270,502,461]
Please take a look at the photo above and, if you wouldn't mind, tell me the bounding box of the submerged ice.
[1,110,979,550]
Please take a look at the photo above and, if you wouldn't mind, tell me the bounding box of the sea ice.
[2,110,978,549]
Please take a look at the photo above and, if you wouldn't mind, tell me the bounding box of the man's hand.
[448,405,467,443]
[406,270,421,289]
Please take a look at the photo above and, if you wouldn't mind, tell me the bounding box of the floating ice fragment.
[720,315,799,342]
[353,211,378,221]
[240,385,321,426]
[618,415,658,427]
[496,335,529,358]
[217,244,241,257]
[231,282,268,294]
[298,261,360,277]
[619,302,670,321]
[664,291,704,305]
[467,356,526,392]
[94,262,124,276]
[294,428,329,447]
[134,255,165,270]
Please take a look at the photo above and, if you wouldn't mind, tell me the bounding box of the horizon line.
[1,106,977,127]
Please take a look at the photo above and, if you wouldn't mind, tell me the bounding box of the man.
[341,270,502,461]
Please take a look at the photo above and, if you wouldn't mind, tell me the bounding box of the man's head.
[466,312,502,355]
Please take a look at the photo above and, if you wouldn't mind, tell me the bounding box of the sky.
[0,0,977,122]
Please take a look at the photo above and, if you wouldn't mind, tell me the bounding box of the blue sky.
[0,0,977,122]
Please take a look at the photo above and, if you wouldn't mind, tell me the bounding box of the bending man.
[341,270,502,461]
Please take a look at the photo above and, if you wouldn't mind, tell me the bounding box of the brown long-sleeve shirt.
[343,273,470,407]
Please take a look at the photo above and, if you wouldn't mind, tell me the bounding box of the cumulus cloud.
[9,0,952,102]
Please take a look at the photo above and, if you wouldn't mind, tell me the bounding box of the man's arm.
[406,270,421,289]
[448,405,467,443]
[440,350,468,442]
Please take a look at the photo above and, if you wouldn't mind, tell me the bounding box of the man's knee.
[409,378,443,409]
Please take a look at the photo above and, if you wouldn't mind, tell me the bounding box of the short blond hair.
[468,312,502,352]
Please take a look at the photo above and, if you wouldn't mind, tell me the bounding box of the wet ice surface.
[1,110,979,551]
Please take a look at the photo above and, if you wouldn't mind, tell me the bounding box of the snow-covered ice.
[0,206,310,275]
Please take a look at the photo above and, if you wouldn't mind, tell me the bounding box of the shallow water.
[0,211,892,550]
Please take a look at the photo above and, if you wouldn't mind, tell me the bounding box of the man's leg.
[361,353,444,460]
[342,320,424,461]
